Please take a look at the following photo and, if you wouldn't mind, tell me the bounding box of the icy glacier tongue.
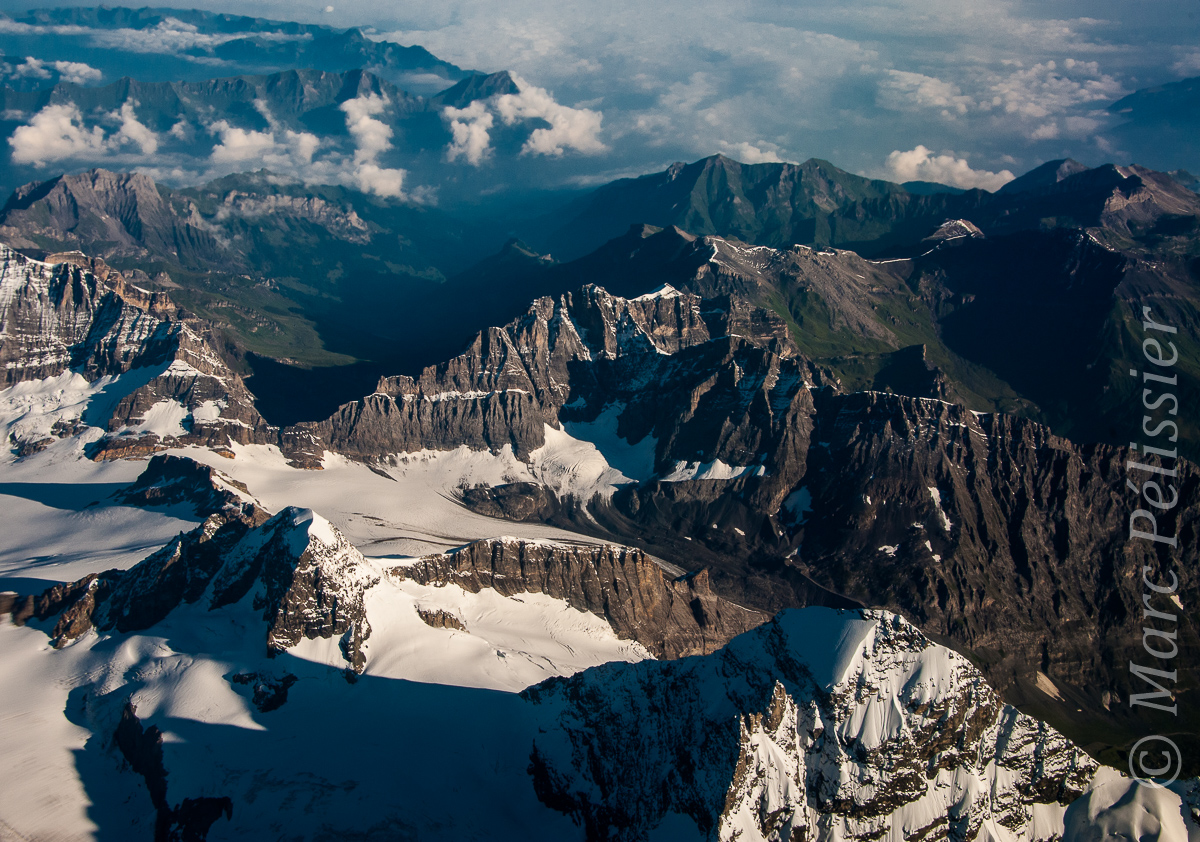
[524,607,1102,842]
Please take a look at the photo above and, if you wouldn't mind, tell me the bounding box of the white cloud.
[338,93,409,197]
[169,119,195,142]
[112,102,159,155]
[0,20,89,36]
[5,56,102,85]
[877,70,973,117]
[209,122,279,163]
[86,18,312,56]
[879,145,1015,191]
[340,94,394,160]
[374,0,1186,178]
[346,162,405,197]
[437,74,605,164]
[50,60,103,85]
[1029,122,1059,140]
[10,57,51,80]
[1171,48,1200,76]
[8,100,158,165]
[494,75,606,157]
[208,103,318,171]
[718,140,787,164]
[1064,114,1103,137]
[8,103,106,165]
[3,0,1189,191]
[986,59,1125,120]
[0,17,311,67]
[443,100,494,165]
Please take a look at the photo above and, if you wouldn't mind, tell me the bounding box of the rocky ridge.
[112,452,262,517]
[545,154,1200,260]
[394,537,767,658]
[310,280,814,484]
[10,506,378,671]
[0,242,311,462]
[526,608,1100,842]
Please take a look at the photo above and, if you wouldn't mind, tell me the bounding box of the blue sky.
[0,0,1197,188]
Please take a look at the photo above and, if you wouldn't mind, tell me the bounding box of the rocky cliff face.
[394,537,766,658]
[0,243,175,385]
[0,170,226,265]
[113,453,262,518]
[0,242,290,461]
[595,388,1199,766]
[311,282,812,471]
[525,608,1098,842]
[10,506,378,671]
[784,392,1198,735]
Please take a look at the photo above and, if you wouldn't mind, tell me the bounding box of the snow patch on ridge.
[660,459,765,482]
[928,485,952,532]
[531,404,658,503]
[632,283,682,301]
[782,486,812,521]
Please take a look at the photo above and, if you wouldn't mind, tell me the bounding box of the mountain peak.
[429,70,521,109]
[12,500,378,669]
[527,606,1100,840]
[997,158,1090,194]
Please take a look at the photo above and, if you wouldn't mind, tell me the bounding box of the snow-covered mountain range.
[1,229,1198,840]
[1,6,1198,838]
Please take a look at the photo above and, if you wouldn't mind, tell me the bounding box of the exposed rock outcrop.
[113,453,262,518]
[0,243,175,385]
[525,608,1099,842]
[0,242,310,464]
[415,607,466,631]
[393,537,766,658]
[10,507,378,671]
[311,282,813,497]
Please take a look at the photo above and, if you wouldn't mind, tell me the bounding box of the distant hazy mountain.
[1107,74,1200,174]
[900,179,966,195]
[539,154,939,260]
[0,65,546,200]
[542,153,1200,259]
[0,6,468,91]
[995,158,1091,194]
[0,167,511,375]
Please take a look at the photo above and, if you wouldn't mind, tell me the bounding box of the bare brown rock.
[416,607,466,631]
[393,538,766,658]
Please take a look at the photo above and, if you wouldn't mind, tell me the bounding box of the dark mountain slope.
[0,168,504,371]
[541,154,1200,261]
[1107,75,1200,175]
[540,154,977,260]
